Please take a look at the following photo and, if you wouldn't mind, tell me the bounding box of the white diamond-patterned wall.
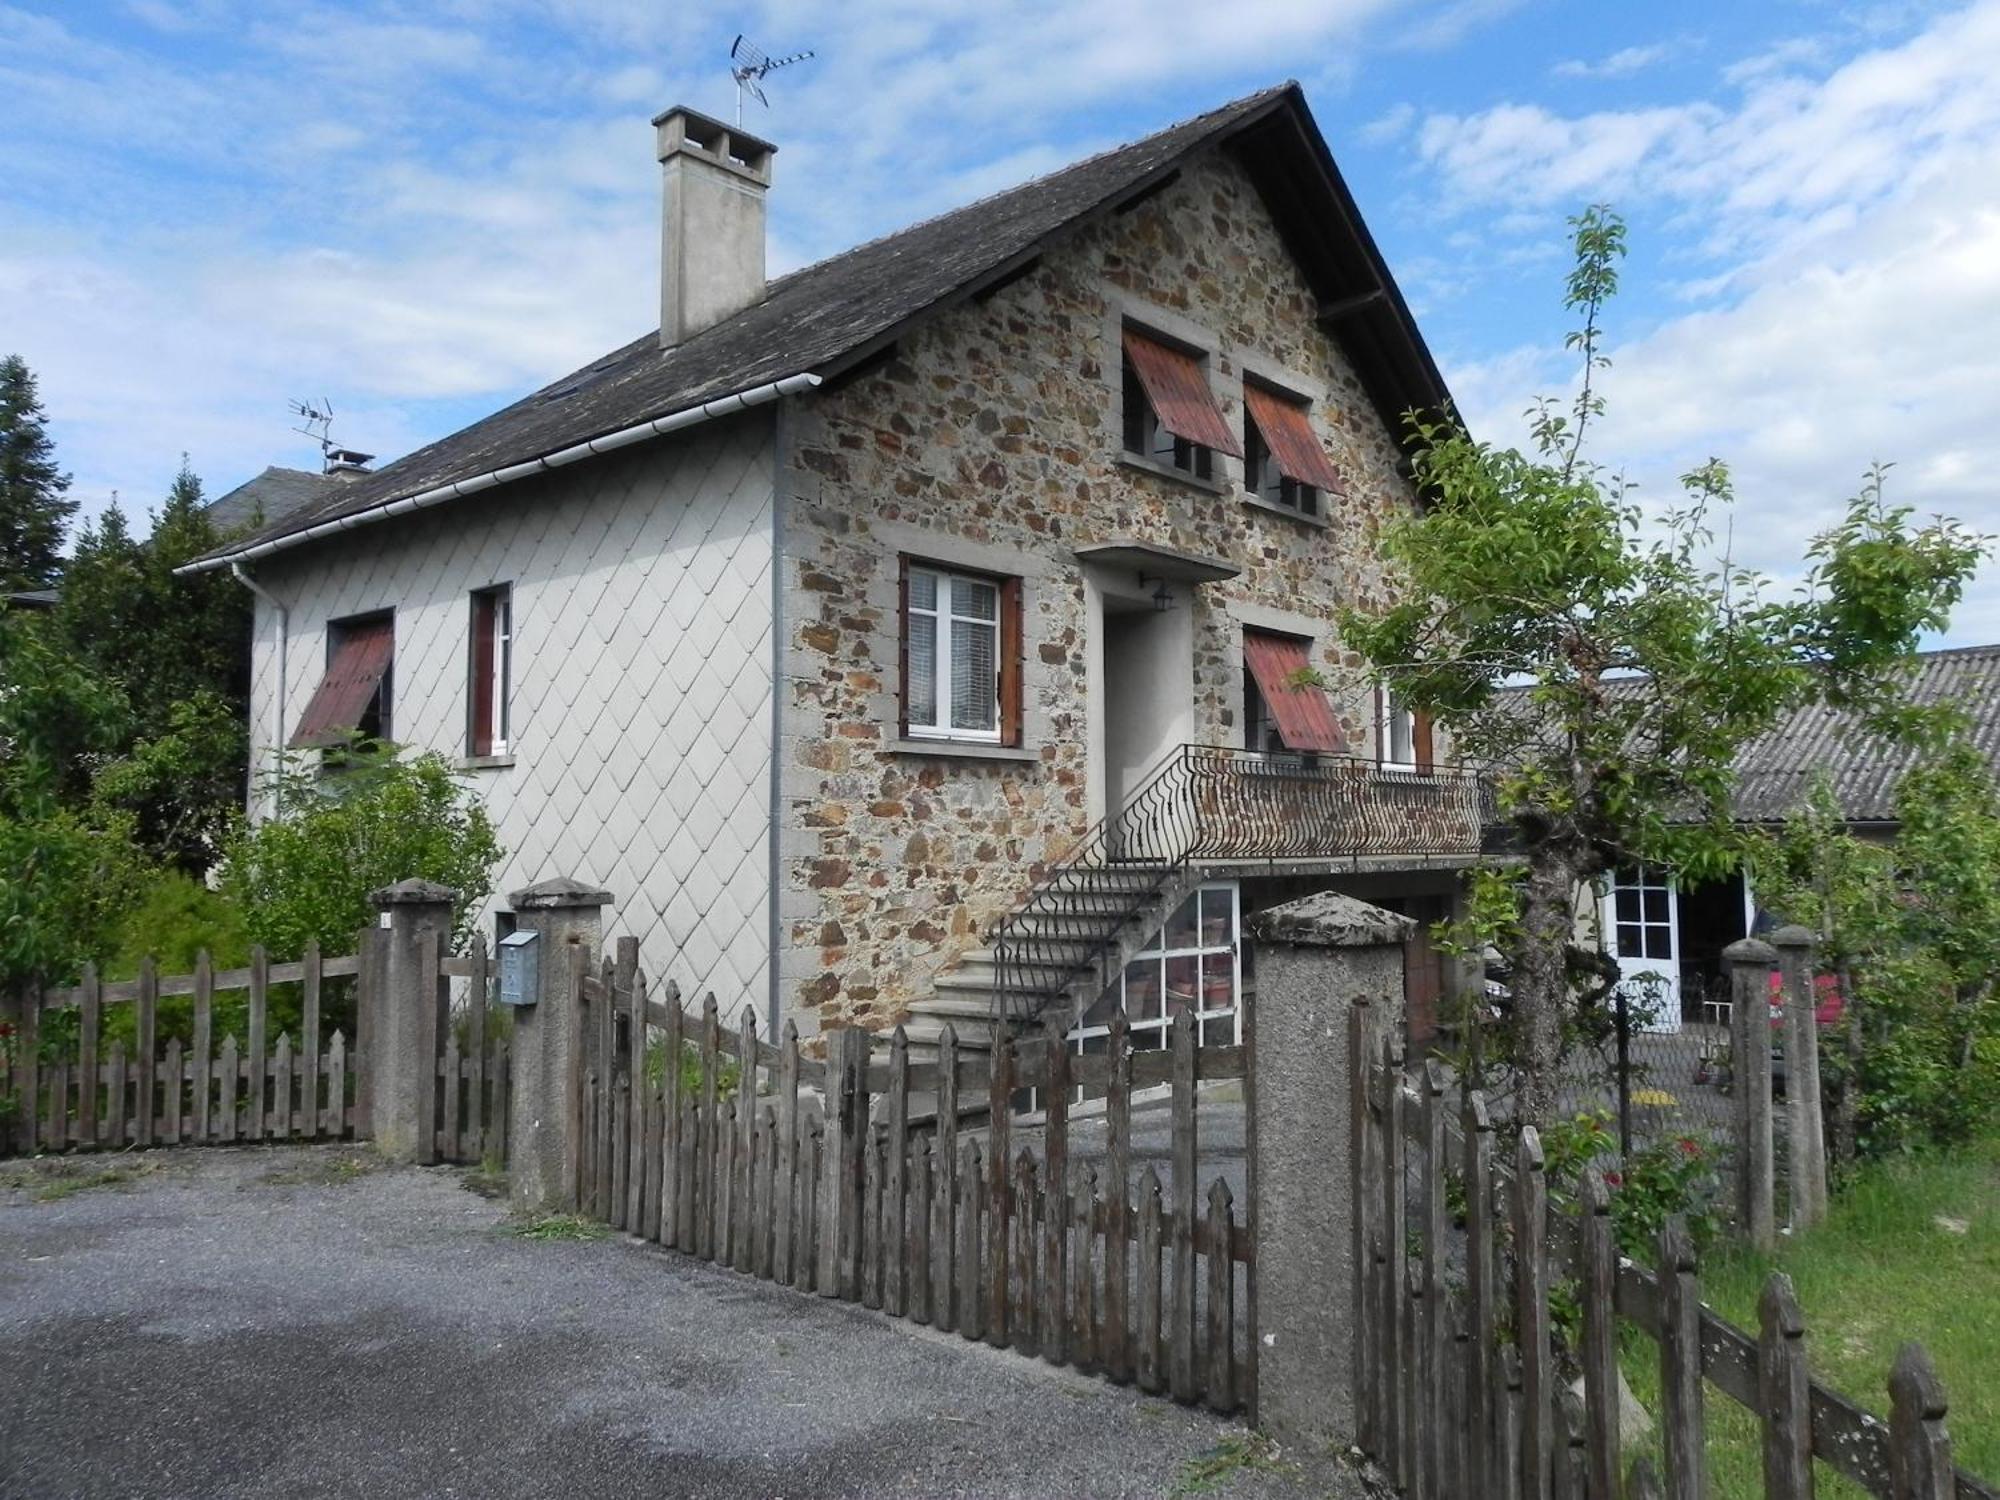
[245,416,777,1017]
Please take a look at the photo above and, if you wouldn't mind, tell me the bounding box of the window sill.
[1240,489,1330,529]
[1115,452,1230,497]
[455,753,516,772]
[887,738,1041,763]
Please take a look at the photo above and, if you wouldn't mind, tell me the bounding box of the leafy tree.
[1342,207,1985,1125]
[220,744,503,962]
[90,692,246,873]
[0,354,76,591]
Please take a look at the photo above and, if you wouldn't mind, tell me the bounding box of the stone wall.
[774,144,1425,1037]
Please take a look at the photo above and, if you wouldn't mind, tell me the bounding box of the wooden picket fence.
[570,938,1251,1413]
[432,933,513,1166]
[2,940,377,1157]
[1351,1004,1996,1500]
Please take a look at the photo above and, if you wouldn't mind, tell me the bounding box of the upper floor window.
[290,612,393,750]
[900,559,1022,745]
[1242,380,1346,517]
[1242,629,1345,755]
[1376,685,1433,773]
[468,584,512,757]
[1120,326,1240,481]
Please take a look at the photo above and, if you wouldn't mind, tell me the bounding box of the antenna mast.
[290,398,335,465]
[729,35,814,125]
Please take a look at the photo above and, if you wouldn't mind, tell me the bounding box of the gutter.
[229,562,288,810]
[176,371,823,576]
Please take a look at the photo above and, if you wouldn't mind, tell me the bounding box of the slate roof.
[204,465,340,537]
[199,82,1453,567]
[1731,644,2000,823]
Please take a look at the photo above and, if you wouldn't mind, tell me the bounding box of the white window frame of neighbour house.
[1070,883,1243,1060]
[1377,684,1418,771]
[904,563,1003,742]
[468,584,512,758]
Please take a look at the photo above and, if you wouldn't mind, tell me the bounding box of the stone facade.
[773,144,1425,1037]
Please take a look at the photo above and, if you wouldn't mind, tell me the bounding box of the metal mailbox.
[497,928,540,1006]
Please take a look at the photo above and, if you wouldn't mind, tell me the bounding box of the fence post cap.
[1768,924,1817,950]
[1245,890,1417,948]
[507,876,614,910]
[1721,936,1778,966]
[371,877,458,908]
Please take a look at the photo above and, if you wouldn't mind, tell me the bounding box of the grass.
[0,1155,167,1202]
[254,1149,381,1188]
[1620,1134,1999,1497]
[1168,1433,1298,1496]
[509,1213,608,1242]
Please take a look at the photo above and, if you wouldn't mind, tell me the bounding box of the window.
[290,613,393,749]
[468,585,512,757]
[1376,685,1433,773]
[900,560,1022,744]
[1120,326,1241,480]
[1242,380,1345,516]
[1242,629,1345,754]
[1074,885,1243,1059]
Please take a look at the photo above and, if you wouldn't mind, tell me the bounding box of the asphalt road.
[0,1145,1362,1500]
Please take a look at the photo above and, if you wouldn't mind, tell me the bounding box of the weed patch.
[1,1156,166,1202]
[510,1213,607,1242]
[254,1150,380,1188]
[1170,1433,1297,1496]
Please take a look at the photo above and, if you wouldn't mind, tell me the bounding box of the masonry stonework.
[775,145,1423,1037]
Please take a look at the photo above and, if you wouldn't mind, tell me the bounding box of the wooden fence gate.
[569,939,1252,1413]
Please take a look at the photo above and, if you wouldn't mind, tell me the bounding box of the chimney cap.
[652,105,776,183]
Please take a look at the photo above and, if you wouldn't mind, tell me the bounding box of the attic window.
[1121,327,1240,479]
[291,614,394,749]
[1243,381,1345,517]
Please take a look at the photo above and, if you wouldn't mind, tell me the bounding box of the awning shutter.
[290,619,394,748]
[1243,632,1346,753]
[1123,329,1243,457]
[1244,383,1347,494]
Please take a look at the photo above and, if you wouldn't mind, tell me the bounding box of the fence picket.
[246,947,268,1143]
[1043,1031,1071,1364]
[464,936,485,1163]
[661,987,684,1248]
[753,1105,775,1279]
[1135,1165,1164,1395]
[772,1018,795,1279]
[161,1038,183,1145]
[986,1032,1013,1349]
[958,1139,984,1341]
[1380,1043,1407,1474]
[45,1059,66,1149]
[78,966,100,1149]
[715,1099,736,1266]
[442,1032,462,1161]
[862,1124,884,1309]
[1204,1177,1234,1413]
[625,971,649,1234]
[1169,1009,1197,1404]
[1758,1274,1814,1500]
[1404,1260,1423,1494]
[1515,1127,1552,1500]
[1349,1004,1377,1451]
[1013,1151,1039,1359]
[908,1137,933,1326]
[736,1006,758,1270]
[210,1037,229,1144]
[698,994,719,1260]
[885,1027,908,1318]
[1558,1386,1589,1500]
[302,941,322,1141]
[1465,1088,1497,1495]
[135,957,158,1148]
[1658,1219,1706,1500]
[677,1099,698,1258]
[1888,1344,1954,1500]
[1421,1061,1447,1500]
[11,980,40,1153]
[1105,1009,1132,1383]
[191,954,213,1143]
[327,1031,346,1136]
[271,1033,293,1140]
[937,1023,960,1333]
[1582,1168,1622,1498]
[1072,1165,1097,1372]
[799,1117,822,1295]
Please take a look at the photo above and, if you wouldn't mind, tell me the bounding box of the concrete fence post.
[1243,890,1416,1447]
[1724,936,1780,1251]
[506,877,613,1213]
[1770,924,1828,1228]
[369,879,458,1163]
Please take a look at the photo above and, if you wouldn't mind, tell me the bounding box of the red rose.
[1677,1138,1699,1157]
[1604,1171,1623,1188]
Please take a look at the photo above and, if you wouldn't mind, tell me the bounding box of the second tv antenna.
[730,35,813,125]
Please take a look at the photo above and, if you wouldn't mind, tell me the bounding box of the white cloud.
[1552,42,1673,80]
[1429,2,2000,645]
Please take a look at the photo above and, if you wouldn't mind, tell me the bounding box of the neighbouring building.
[188,83,1496,1055]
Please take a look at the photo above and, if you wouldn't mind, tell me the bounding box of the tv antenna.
[290,398,335,461]
[730,35,813,125]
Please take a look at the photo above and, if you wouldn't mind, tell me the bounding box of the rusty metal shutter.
[1243,382,1347,494]
[1242,631,1346,753]
[290,619,394,748]
[1122,328,1243,458]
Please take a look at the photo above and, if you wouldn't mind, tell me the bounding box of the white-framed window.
[1072,883,1243,1057]
[469,584,512,757]
[903,563,1004,742]
[1377,684,1418,770]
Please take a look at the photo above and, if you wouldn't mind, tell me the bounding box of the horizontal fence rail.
[570,940,1250,1414]
[1352,1012,1996,1500]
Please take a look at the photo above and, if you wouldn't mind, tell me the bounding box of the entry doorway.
[1602,867,1754,1030]
[1097,591,1194,825]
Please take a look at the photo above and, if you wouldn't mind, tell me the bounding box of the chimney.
[652,106,775,348]
[324,447,374,480]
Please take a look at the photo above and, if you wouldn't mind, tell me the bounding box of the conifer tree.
[0,354,77,590]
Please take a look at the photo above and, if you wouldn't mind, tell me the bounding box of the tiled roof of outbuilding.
[204,466,339,536]
[198,82,1453,567]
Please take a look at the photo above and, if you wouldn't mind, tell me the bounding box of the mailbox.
[497,928,540,1006]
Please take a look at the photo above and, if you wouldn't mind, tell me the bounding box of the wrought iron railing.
[991,745,1497,1024]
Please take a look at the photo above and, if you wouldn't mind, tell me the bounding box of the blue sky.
[6,0,1998,639]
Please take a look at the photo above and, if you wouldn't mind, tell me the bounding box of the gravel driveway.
[0,1145,1361,1500]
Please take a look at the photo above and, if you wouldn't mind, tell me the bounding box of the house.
[185,83,1494,1054]
[205,462,360,537]
[1596,644,2000,1028]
